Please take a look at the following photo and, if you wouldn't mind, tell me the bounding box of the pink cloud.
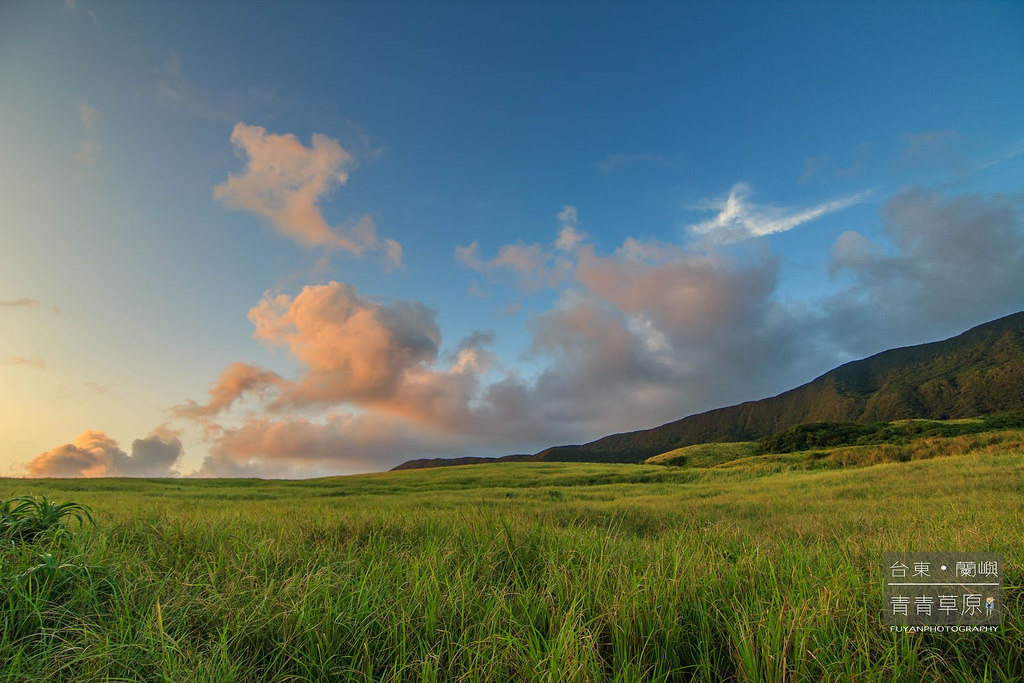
[214,123,401,266]
[248,281,442,406]
[25,429,183,478]
[2,357,45,370]
[174,362,285,418]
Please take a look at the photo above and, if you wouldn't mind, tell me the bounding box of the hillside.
[391,454,532,471]
[394,311,1024,469]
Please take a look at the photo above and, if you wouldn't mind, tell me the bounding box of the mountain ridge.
[392,311,1024,470]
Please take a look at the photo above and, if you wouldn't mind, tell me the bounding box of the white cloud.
[688,182,872,244]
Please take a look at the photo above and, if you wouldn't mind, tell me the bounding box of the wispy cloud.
[79,104,98,132]
[2,357,45,370]
[76,139,100,165]
[76,103,100,164]
[894,129,964,174]
[154,52,229,121]
[972,139,1024,174]
[152,52,280,122]
[65,0,97,23]
[596,153,664,174]
[798,144,872,185]
[798,156,828,185]
[688,183,872,244]
[0,298,41,309]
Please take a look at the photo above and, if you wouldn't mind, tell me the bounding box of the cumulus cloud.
[214,123,401,266]
[827,188,1024,354]
[178,280,581,474]
[520,240,811,436]
[689,182,871,244]
[448,330,499,374]
[26,429,183,478]
[248,282,442,407]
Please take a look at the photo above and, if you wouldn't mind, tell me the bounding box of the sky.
[2,1,1023,477]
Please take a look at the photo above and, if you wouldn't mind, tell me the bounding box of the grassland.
[1,434,1023,681]
[643,442,759,468]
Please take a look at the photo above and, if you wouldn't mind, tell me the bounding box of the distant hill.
[393,311,1024,470]
[391,454,532,471]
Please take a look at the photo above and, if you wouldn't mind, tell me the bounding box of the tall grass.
[1,446,1022,681]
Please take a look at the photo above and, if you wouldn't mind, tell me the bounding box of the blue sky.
[2,1,1023,477]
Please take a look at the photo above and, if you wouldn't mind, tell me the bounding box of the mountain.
[392,311,1024,470]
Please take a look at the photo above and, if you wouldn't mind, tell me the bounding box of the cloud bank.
[827,188,1024,354]
[26,429,183,478]
[69,185,1022,478]
[181,205,822,475]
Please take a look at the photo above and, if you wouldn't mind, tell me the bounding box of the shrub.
[0,495,94,543]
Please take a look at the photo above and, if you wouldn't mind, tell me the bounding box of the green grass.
[644,441,758,467]
[1,442,1022,681]
[716,429,1024,474]
[755,412,1024,455]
